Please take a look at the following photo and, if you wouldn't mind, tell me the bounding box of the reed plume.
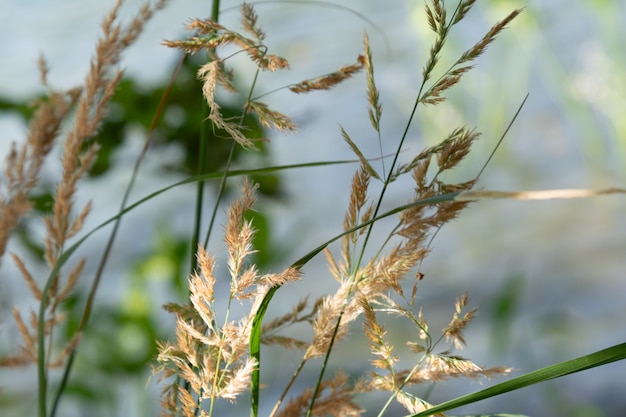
[0,0,168,400]
[154,179,303,416]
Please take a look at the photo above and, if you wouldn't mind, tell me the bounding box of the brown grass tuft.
[361,34,383,134]
[0,0,169,379]
[457,8,523,64]
[154,178,303,414]
[289,58,364,94]
[248,101,298,133]
[241,2,266,41]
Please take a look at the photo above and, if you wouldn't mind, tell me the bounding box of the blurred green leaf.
[29,191,55,214]
[489,273,524,358]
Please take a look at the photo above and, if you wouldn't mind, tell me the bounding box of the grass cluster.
[1,1,624,417]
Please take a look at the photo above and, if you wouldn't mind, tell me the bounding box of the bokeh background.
[1,0,625,416]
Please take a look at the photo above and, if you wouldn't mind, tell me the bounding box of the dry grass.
[0,0,167,399]
[0,1,525,417]
[154,179,304,416]
[151,3,519,417]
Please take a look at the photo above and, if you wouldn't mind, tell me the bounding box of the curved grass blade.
[410,342,626,417]
[456,187,626,201]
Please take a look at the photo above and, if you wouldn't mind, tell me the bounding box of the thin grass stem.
[268,358,307,417]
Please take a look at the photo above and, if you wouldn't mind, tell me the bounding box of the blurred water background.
[1,0,625,416]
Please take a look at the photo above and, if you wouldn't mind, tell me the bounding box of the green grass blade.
[410,342,626,417]
[250,284,280,417]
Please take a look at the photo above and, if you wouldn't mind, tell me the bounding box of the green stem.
[269,358,307,417]
[203,141,234,248]
[376,355,428,417]
[211,0,220,22]
[190,2,221,415]
[193,0,221,269]
[37,294,48,417]
[191,98,209,272]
